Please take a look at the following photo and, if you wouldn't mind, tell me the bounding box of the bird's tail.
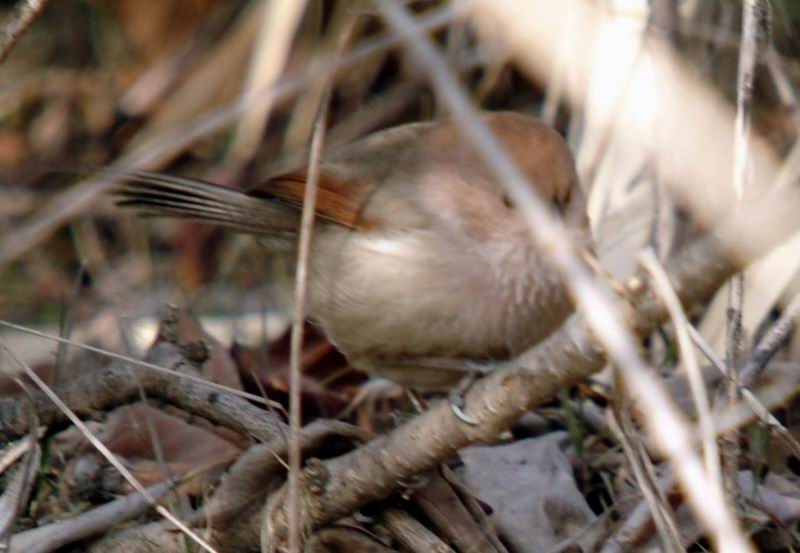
[110,169,300,236]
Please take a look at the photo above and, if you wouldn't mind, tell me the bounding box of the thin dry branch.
[601,472,679,553]
[740,289,800,386]
[287,54,332,553]
[0,431,39,544]
[723,0,770,502]
[8,480,175,553]
[606,410,682,552]
[381,508,457,553]
[0,319,279,409]
[689,326,800,461]
[0,341,285,442]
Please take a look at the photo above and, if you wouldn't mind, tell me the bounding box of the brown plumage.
[114,111,590,390]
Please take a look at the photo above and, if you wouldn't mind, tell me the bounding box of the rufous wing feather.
[249,171,373,229]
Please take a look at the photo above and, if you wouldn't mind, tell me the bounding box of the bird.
[114,111,589,398]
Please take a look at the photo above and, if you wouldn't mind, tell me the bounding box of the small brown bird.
[115,111,589,394]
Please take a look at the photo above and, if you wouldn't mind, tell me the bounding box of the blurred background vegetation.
[2,1,800,550]
[0,0,798,330]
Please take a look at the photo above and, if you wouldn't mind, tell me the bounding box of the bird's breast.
[306,227,571,367]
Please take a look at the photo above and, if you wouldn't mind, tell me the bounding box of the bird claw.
[448,363,489,426]
[450,402,480,425]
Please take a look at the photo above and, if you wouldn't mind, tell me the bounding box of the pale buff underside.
[307,225,572,390]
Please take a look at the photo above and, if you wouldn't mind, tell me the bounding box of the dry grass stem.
[639,248,722,485]
[286,30,341,550]
[688,325,800,461]
[607,410,683,552]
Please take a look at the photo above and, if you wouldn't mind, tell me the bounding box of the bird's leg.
[405,388,427,414]
[447,361,496,426]
[366,356,496,425]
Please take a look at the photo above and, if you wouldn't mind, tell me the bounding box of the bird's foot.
[448,361,494,426]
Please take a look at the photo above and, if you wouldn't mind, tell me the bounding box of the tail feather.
[115,196,250,222]
[108,169,300,235]
[115,185,252,216]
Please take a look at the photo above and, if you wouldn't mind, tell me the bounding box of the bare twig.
[285,61,331,553]
[733,0,768,202]
[723,0,771,503]
[0,319,279,408]
[765,48,800,133]
[0,0,49,64]
[381,508,457,553]
[600,471,679,553]
[0,428,43,474]
[689,326,800,461]
[8,479,175,553]
[740,290,800,386]
[283,11,364,550]
[282,1,358,154]
[206,420,369,551]
[0,341,285,443]
[607,410,682,552]
[645,2,679,262]
[0,432,40,544]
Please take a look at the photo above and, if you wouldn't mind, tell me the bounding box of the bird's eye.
[501,194,514,209]
[552,198,564,215]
